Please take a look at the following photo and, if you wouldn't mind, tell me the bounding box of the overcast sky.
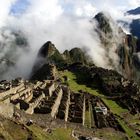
[10,0,140,16]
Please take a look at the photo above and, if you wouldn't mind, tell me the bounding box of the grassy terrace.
[61,70,139,140]
[102,98,128,115]
[61,71,102,96]
[62,71,128,115]
[63,71,128,115]
[84,101,95,128]
[118,119,139,140]
[85,110,91,128]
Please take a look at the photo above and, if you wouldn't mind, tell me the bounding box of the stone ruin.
[0,78,124,132]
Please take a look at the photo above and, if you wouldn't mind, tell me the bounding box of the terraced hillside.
[0,63,140,140]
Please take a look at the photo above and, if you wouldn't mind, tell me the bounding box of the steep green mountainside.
[30,44,140,139]
[31,62,140,139]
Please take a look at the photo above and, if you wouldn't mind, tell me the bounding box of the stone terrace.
[0,79,124,132]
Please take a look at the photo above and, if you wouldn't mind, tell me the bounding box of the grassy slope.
[0,119,76,140]
[28,125,76,140]
[62,70,139,140]
[62,71,101,96]
[102,99,128,115]
[62,71,128,114]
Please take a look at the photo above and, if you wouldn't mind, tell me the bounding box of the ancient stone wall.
[48,83,56,97]
[0,83,25,100]
[82,95,86,126]
[26,93,45,114]
[51,87,63,118]
[64,88,71,122]
[10,87,32,101]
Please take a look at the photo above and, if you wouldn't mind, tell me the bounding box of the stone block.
[0,103,14,118]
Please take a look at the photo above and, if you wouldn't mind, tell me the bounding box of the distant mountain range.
[127,7,140,38]
[127,7,140,15]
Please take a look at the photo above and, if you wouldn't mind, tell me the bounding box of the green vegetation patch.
[95,129,126,140]
[85,110,91,128]
[2,120,29,140]
[102,98,128,115]
[28,125,76,140]
[62,71,101,96]
[118,119,139,140]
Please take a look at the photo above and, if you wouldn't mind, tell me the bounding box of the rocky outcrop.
[127,7,140,15]
[63,48,92,65]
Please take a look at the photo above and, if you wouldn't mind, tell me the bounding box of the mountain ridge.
[127,7,140,15]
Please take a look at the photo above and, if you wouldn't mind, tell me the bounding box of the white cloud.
[0,0,17,27]
[60,0,97,17]
[25,0,63,21]
[75,3,97,17]
[128,0,140,8]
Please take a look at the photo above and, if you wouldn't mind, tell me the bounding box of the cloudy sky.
[0,0,139,27]
[10,0,140,16]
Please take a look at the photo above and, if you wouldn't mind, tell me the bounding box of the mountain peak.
[38,41,56,58]
[127,7,140,15]
[94,12,112,34]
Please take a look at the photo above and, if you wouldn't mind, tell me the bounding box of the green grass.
[28,125,76,140]
[94,129,126,140]
[2,120,29,140]
[102,98,128,115]
[62,71,128,116]
[62,71,102,96]
[28,125,49,140]
[118,119,139,140]
[101,97,139,140]
[48,128,75,140]
[84,110,91,128]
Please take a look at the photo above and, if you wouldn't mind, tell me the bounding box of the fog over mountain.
[0,0,139,80]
